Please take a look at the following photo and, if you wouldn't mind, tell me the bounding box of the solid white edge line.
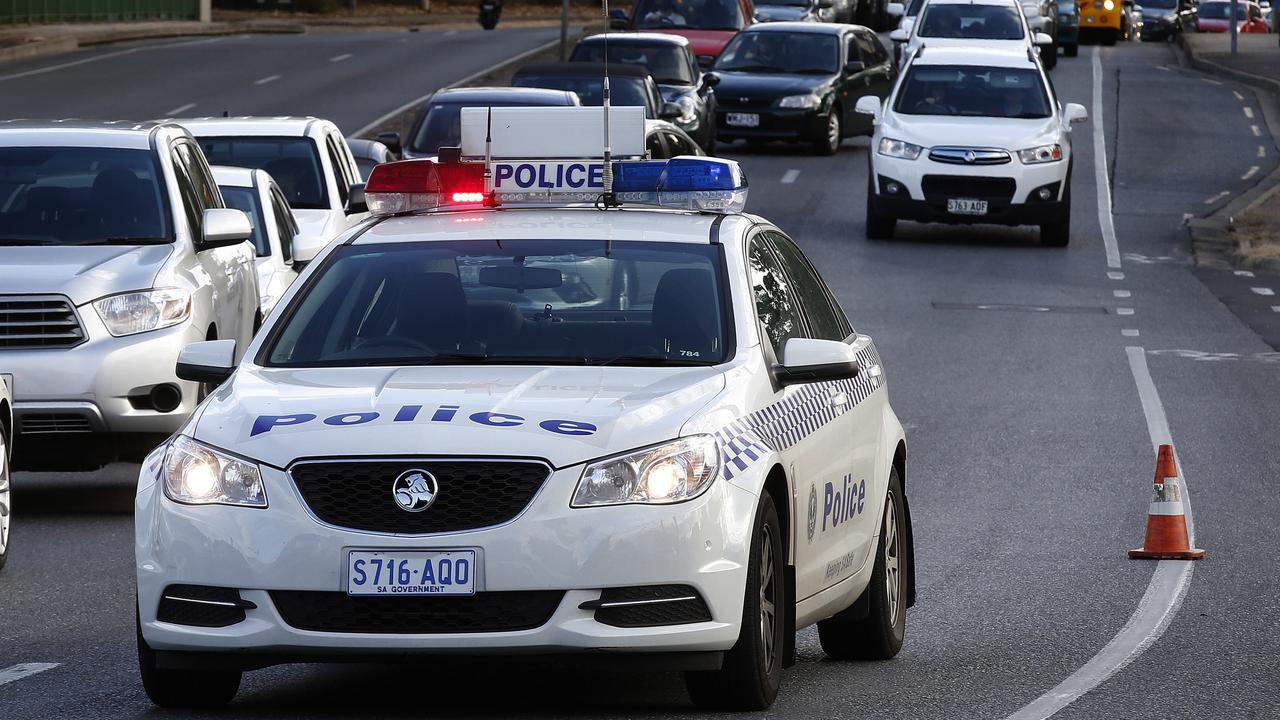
[254,74,280,85]
[1092,47,1122,269]
[165,102,197,116]
[0,663,60,687]
[781,169,800,184]
[1003,348,1198,720]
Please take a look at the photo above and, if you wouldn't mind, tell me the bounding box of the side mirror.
[1063,102,1088,124]
[346,183,367,214]
[701,72,721,89]
[176,339,237,386]
[887,1,906,16]
[845,59,866,74]
[292,234,330,264]
[659,101,683,120]
[609,8,628,28]
[199,208,252,250]
[774,338,860,387]
[375,131,402,156]
[889,28,909,42]
[1034,31,1054,45]
[855,94,882,122]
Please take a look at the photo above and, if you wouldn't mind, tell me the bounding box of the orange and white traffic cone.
[1129,444,1205,560]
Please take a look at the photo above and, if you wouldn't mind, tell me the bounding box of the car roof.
[210,165,259,188]
[579,32,692,47]
[910,46,1037,68]
[430,86,580,104]
[921,0,1019,6]
[514,62,652,79]
[741,20,852,33]
[171,116,325,137]
[355,207,731,246]
[0,119,175,148]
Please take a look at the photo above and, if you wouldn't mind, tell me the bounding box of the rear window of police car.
[264,239,731,367]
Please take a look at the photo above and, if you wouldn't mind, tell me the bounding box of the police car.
[135,107,915,710]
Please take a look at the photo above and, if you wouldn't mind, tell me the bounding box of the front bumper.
[871,151,1071,225]
[136,457,758,658]
[715,107,826,141]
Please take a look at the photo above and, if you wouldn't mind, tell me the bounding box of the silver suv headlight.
[164,435,266,507]
[878,137,924,160]
[93,288,190,336]
[1019,143,1064,164]
[572,436,720,507]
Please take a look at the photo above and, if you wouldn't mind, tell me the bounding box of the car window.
[168,147,203,237]
[270,186,296,263]
[177,142,222,212]
[264,239,729,367]
[632,0,748,30]
[862,31,890,64]
[219,184,270,256]
[326,136,349,208]
[918,3,1026,39]
[511,75,655,117]
[747,236,804,359]
[197,136,329,210]
[765,232,851,341]
[715,31,841,74]
[648,130,669,159]
[570,43,696,85]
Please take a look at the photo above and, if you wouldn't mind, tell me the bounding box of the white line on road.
[1233,90,1245,101]
[0,37,224,82]
[1117,307,1135,315]
[254,74,280,85]
[1252,287,1276,296]
[330,53,353,62]
[1261,146,1269,158]
[1242,165,1260,181]
[1114,289,1131,298]
[1108,271,1124,280]
[1252,125,1262,137]
[1203,191,1230,205]
[164,102,196,116]
[1243,107,1254,119]
[1234,270,1255,277]
[1202,77,1222,86]
[781,169,800,184]
[1003,348,1198,720]
[1272,306,1280,313]
[1092,47,1122,269]
[0,663,59,687]
[1122,329,1140,337]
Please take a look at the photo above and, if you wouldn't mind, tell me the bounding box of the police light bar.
[364,156,749,215]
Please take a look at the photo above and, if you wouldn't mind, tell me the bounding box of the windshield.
[908,0,926,14]
[410,99,574,154]
[570,44,695,85]
[918,4,1026,39]
[265,240,729,367]
[1057,0,1078,10]
[512,75,653,116]
[633,0,748,30]
[1199,2,1247,17]
[894,65,1051,118]
[0,146,172,246]
[196,137,328,210]
[714,32,840,74]
[218,185,269,257]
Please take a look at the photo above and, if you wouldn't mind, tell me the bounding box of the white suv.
[856,47,1087,245]
[890,0,1057,70]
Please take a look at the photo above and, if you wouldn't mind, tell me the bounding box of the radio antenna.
[483,105,500,207]
[599,0,619,209]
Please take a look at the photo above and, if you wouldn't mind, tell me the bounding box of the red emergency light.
[364,160,487,215]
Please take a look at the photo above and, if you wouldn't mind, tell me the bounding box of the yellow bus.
[1078,0,1124,44]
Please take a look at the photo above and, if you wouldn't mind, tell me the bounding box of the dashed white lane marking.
[1117,307,1135,315]
[781,169,800,184]
[1233,90,1245,101]
[1252,125,1263,137]
[1243,107,1255,119]
[329,53,353,62]
[1114,289,1131,298]
[1235,270,1255,277]
[164,102,196,116]
[1122,329,1140,337]
[444,30,459,36]
[1004,348,1197,720]
[1202,77,1223,86]
[0,37,224,82]
[1092,47,1122,270]
[1242,165,1260,181]
[0,663,59,687]
[254,74,280,85]
[1252,287,1276,296]
[1108,271,1125,280]
[1203,191,1231,204]
[1261,146,1269,158]
[1272,306,1280,313]
[1156,65,1171,71]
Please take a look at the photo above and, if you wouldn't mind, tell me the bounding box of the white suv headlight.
[572,436,720,507]
[778,94,822,109]
[93,288,190,337]
[164,435,266,507]
[1019,144,1064,164]
[878,137,924,160]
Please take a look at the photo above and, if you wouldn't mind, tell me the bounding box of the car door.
[766,230,883,578]
[745,232,858,602]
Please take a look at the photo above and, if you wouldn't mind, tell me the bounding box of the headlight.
[93,288,190,337]
[778,94,823,109]
[675,95,699,124]
[1019,144,1064,163]
[163,435,266,507]
[878,137,924,160]
[572,436,720,507]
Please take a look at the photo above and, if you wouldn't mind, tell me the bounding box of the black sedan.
[711,22,896,155]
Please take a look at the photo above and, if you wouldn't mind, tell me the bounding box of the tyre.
[138,618,241,708]
[815,109,841,156]
[686,493,785,710]
[1043,42,1058,70]
[1064,42,1079,56]
[865,175,896,240]
[1041,177,1072,247]
[817,468,907,660]
[0,425,10,571]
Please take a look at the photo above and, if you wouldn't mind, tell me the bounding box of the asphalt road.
[2,30,1280,720]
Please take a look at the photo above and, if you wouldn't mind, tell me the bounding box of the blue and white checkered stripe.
[719,344,883,481]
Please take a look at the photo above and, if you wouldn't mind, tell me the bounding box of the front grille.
[928,147,1012,165]
[0,296,86,349]
[592,585,713,628]
[290,459,550,534]
[19,413,92,434]
[921,175,1017,202]
[270,590,564,634]
[157,585,250,628]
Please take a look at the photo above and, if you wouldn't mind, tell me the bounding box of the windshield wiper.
[82,237,172,245]
[1007,113,1051,119]
[793,67,836,74]
[724,64,786,73]
[589,354,703,367]
[0,238,59,246]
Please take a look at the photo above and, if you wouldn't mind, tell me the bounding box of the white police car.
[135,107,915,711]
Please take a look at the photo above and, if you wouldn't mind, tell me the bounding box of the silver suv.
[0,121,259,470]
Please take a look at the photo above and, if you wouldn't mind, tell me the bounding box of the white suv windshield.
[0,146,172,247]
[265,239,730,367]
[917,4,1026,39]
[894,64,1051,118]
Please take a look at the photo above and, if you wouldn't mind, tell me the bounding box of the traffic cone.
[1129,444,1205,560]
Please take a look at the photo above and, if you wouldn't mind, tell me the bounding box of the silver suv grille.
[0,295,87,349]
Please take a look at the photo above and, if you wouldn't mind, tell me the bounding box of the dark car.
[570,33,720,152]
[400,86,580,159]
[345,138,398,179]
[612,0,756,67]
[712,22,896,154]
[512,63,683,123]
[1056,0,1080,55]
[646,119,707,157]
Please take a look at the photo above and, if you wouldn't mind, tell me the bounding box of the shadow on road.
[11,463,137,515]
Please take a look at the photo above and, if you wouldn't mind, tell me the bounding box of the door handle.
[829,391,849,407]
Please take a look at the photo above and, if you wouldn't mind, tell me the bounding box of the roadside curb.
[0,20,304,65]
[1176,35,1280,274]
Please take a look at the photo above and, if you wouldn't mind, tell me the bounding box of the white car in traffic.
[857,46,1087,245]
[211,166,301,317]
[891,0,1056,70]
[135,108,915,711]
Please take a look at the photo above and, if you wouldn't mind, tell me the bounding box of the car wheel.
[1043,42,1058,70]
[1065,42,1079,56]
[865,175,897,239]
[138,616,241,708]
[1041,218,1071,246]
[0,426,10,571]
[817,468,907,660]
[815,110,841,156]
[686,493,785,710]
